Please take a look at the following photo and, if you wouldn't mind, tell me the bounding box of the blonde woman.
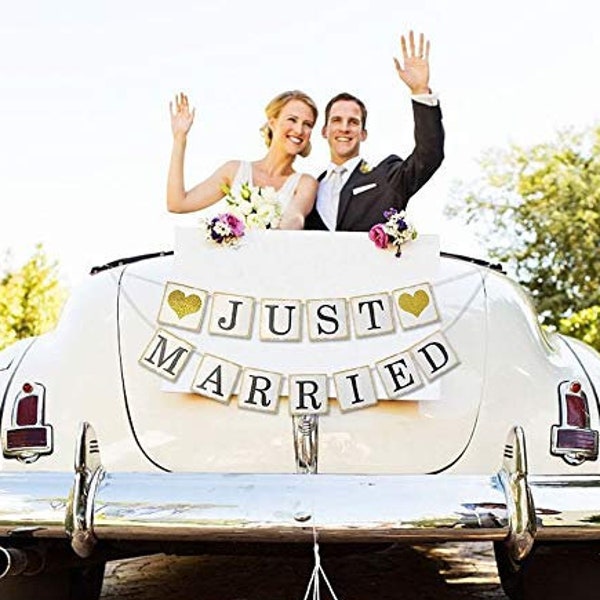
[167,90,318,230]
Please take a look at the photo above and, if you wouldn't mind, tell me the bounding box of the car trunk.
[118,231,487,474]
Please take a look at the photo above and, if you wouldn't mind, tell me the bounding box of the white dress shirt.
[315,156,362,230]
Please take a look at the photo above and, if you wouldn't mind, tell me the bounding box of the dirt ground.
[100,541,506,599]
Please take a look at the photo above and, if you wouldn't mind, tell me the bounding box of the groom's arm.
[383,101,444,202]
[381,30,444,206]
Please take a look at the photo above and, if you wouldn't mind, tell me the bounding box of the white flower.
[246,213,266,229]
[249,188,263,206]
[239,199,254,216]
[257,202,277,222]
[213,221,231,236]
[223,181,283,229]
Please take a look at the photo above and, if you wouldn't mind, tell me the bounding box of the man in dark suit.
[305,31,444,232]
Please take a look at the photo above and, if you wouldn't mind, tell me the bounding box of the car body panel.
[1,231,600,584]
[109,231,490,474]
[117,240,487,474]
[1,231,598,477]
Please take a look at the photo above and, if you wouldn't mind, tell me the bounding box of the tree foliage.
[559,306,600,352]
[0,246,67,351]
[446,126,600,328]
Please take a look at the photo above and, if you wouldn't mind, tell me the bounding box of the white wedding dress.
[231,161,302,214]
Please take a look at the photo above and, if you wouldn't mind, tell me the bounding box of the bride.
[166,90,319,230]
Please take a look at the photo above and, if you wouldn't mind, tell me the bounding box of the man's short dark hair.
[324,93,368,130]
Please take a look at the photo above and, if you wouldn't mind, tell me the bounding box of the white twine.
[302,527,340,600]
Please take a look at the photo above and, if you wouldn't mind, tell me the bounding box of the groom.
[304,31,444,232]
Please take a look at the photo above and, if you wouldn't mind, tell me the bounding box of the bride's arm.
[166,93,236,214]
[278,174,318,230]
[167,159,237,214]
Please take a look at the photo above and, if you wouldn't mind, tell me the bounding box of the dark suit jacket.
[305,101,444,232]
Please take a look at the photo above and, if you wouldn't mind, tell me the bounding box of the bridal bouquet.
[369,208,417,257]
[202,212,245,246]
[221,182,282,229]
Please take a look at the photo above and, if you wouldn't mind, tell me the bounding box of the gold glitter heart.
[398,290,429,317]
[168,290,202,319]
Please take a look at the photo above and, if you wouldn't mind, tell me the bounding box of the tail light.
[2,382,53,463]
[551,380,598,465]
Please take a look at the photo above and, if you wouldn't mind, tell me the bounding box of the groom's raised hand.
[393,31,431,95]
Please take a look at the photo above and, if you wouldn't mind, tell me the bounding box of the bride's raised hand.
[170,92,196,140]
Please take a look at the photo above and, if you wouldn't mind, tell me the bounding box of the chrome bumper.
[1,424,600,562]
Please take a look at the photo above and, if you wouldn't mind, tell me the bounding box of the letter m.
[141,331,192,380]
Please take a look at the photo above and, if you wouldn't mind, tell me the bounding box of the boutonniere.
[359,160,372,174]
[368,208,417,258]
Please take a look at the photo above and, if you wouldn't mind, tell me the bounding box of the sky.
[2,1,600,288]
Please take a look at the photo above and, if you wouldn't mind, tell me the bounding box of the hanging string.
[302,526,340,600]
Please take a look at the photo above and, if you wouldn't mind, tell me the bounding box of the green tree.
[0,245,67,351]
[559,306,600,352]
[446,125,600,329]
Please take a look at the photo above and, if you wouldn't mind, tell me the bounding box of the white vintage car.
[1,229,600,600]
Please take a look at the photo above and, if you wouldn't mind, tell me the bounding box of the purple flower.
[396,219,408,233]
[369,224,389,249]
[383,207,398,220]
[208,217,223,242]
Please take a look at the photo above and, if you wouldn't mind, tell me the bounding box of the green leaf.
[0,245,67,351]
[445,124,600,332]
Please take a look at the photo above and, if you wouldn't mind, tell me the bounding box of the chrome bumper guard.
[1,423,600,562]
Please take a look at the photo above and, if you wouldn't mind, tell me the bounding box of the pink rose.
[222,213,245,237]
[369,224,389,249]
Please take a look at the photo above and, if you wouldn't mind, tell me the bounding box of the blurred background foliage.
[446,124,600,351]
[0,245,66,351]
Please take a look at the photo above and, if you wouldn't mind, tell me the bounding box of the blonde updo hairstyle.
[260,90,318,158]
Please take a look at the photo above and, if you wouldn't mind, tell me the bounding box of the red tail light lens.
[16,395,38,426]
[565,393,588,428]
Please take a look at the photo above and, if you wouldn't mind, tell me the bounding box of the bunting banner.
[138,228,485,414]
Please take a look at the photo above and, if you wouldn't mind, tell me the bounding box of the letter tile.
[289,374,329,415]
[260,299,302,341]
[411,331,460,381]
[350,293,395,338]
[333,366,378,412]
[306,299,349,341]
[191,353,242,403]
[139,328,194,381]
[376,351,423,399]
[238,368,283,413]
[209,293,255,338]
